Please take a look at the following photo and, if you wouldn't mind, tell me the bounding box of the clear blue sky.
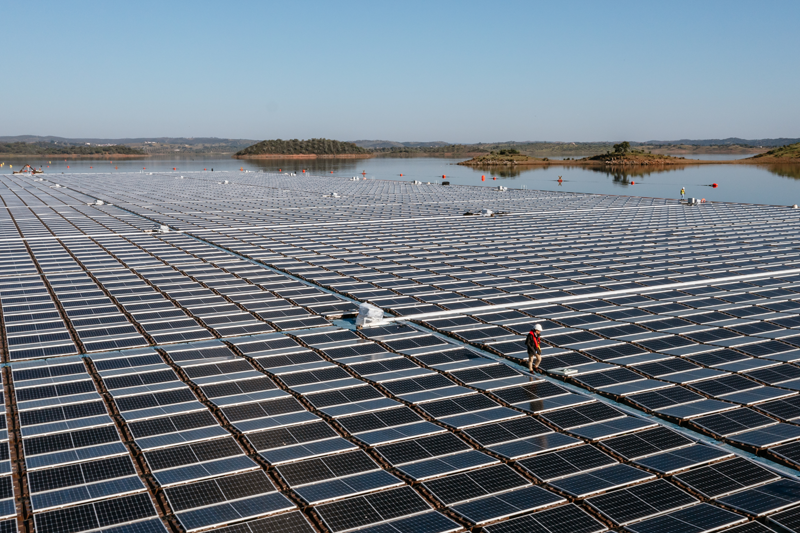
[3,0,798,143]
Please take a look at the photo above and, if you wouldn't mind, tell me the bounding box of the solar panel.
[33,493,163,533]
[481,503,607,533]
[717,479,800,516]
[673,457,780,498]
[691,408,777,437]
[584,479,697,525]
[599,426,695,460]
[623,502,746,533]
[11,170,800,531]
[540,402,626,430]
[422,463,529,505]
[163,470,294,530]
[313,486,435,532]
[142,436,256,486]
[517,445,617,481]
[29,455,144,511]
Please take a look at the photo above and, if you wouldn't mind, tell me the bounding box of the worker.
[526,324,543,371]
[680,187,686,200]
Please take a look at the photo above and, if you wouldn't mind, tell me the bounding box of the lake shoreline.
[458,157,800,168]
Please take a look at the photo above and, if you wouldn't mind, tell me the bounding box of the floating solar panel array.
[11,356,161,533]
[5,171,800,532]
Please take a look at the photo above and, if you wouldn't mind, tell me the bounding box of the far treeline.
[363,141,777,157]
[235,138,800,161]
[0,142,144,156]
[368,144,491,154]
[235,138,369,156]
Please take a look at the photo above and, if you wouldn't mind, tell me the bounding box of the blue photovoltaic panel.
[7,171,800,533]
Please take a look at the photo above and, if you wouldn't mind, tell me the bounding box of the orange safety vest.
[527,331,541,351]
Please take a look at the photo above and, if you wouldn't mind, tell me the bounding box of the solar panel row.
[4,171,800,533]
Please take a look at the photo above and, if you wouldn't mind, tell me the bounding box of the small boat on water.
[12,164,43,175]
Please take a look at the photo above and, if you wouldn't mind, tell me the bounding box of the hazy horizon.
[3,0,799,142]
[3,135,800,145]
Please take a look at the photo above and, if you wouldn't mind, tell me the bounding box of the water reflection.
[766,164,800,180]
[468,161,800,187]
[241,158,800,202]
[17,155,800,205]
[466,165,529,179]
[584,164,707,186]
[246,157,376,175]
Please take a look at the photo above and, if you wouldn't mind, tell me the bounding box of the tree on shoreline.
[613,141,631,154]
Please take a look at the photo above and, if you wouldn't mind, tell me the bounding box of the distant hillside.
[368,144,489,155]
[0,135,257,146]
[0,136,257,155]
[235,138,371,158]
[354,141,766,157]
[351,140,453,149]
[2,136,796,157]
[355,138,797,155]
[644,138,800,147]
[0,142,144,156]
[749,143,800,162]
[641,143,765,155]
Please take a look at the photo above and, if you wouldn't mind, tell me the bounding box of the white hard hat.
[534,324,543,332]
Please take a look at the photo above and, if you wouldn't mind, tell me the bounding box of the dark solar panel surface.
[5,170,800,531]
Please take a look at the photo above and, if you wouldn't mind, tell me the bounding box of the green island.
[583,142,692,164]
[234,138,371,159]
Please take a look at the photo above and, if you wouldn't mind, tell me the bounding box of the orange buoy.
[115,166,118,169]
[400,173,403,177]
[492,177,497,180]
[90,166,92,169]
[481,175,485,181]
[330,171,333,173]
[67,165,70,168]
[630,181,635,185]
[302,169,306,173]
[442,175,446,179]
[173,167,177,170]
[278,168,281,172]
[712,183,718,188]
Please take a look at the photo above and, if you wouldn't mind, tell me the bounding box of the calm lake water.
[15,155,800,206]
